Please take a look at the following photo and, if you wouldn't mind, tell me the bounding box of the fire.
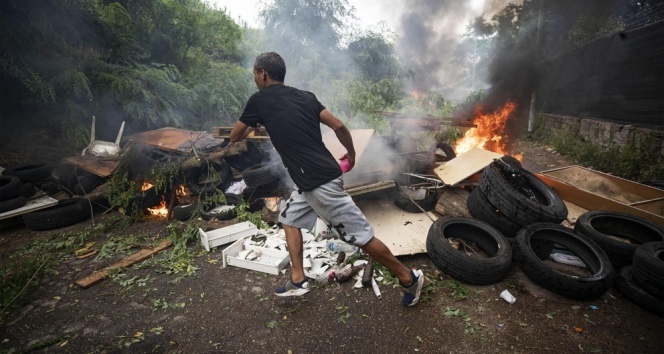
[176,184,187,197]
[141,182,154,191]
[454,101,517,156]
[147,197,168,217]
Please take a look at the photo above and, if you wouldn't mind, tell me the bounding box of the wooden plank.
[125,127,220,153]
[75,240,172,288]
[63,156,119,177]
[433,147,502,186]
[538,172,664,227]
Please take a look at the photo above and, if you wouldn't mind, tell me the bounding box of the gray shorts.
[278,177,374,246]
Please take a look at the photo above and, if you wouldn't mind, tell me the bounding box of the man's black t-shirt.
[239,85,342,191]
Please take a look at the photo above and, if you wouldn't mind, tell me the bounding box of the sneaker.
[401,269,430,306]
[275,278,311,297]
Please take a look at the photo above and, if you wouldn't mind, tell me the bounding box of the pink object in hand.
[339,156,351,173]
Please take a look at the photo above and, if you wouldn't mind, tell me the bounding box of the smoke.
[395,0,517,100]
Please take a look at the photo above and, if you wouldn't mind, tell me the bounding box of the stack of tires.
[426,156,619,300]
[574,211,664,315]
[1,163,54,214]
[467,156,568,238]
[0,176,30,213]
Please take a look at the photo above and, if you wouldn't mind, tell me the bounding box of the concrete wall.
[539,114,664,157]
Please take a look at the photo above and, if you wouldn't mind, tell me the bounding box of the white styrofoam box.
[199,221,258,252]
[222,236,291,275]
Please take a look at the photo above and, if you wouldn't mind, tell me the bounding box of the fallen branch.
[75,240,172,288]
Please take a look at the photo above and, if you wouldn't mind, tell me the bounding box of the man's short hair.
[254,52,286,82]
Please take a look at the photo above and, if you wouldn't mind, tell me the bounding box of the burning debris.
[454,101,517,156]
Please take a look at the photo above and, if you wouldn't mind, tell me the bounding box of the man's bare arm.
[229,121,255,143]
[320,109,356,170]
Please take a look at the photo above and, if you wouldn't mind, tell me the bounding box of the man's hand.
[339,152,356,171]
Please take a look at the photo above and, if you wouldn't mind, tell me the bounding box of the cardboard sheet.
[322,129,374,165]
[433,147,502,186]
[355,194,433,256]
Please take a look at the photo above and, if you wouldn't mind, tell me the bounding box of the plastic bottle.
[334,264,363,283]
[315,267,338,286]
[327,240,358,253]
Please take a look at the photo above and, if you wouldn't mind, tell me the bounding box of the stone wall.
[539,114,664,157]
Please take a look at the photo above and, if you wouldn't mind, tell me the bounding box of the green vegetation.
[534,126,664,181]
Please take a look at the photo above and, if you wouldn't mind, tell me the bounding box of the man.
[230,52,430,306]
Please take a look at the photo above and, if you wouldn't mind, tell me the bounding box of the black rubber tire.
[223,140,263,172]
[73,172,106,195]
[201,193,240,221]
[242,161,285,188]
[513,223,615,300]
[632,242,664,300]
[0,175,23,202]
[243,178,292,200]
[615,266,664,316]
[467,187,523,237]
[430,142,456,162]
[22,198,91,231]
[478,161,568,224]
[50,163,78,193]
[393,187,437,213]
[21,183,36,199]
[173,203,198,221]
[574,211,664,268]
[0,196,27,213]
[2,163,54,184]
[426,217,513,285]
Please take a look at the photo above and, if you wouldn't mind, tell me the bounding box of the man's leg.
[361,236,411,285]
[282,224,305,283]
[361,236,429,306]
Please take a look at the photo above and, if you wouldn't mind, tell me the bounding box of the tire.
[0,175,23,202]
[73,172,106,195]
[513,223,615,300]
[632,242,664,299]
[574,211,664,268]
[202,193,240,221]
[243,178,292,200]
[426,217,513,285]
[467,187,523,237]
[173,203,197,221]
[478,161,568,224]
[22,198,91,231]
[0,196,27,213]
[50,163,78,193]
[430,142,456,162]
[21,183,36,199]
[615,266,664,316]
[2,163,54,184]
[187,161,234,195]
[223,140,263,172]
[393,187,437,213]
[242,161,285,188]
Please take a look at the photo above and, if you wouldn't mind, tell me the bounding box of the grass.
[532,122,664,181]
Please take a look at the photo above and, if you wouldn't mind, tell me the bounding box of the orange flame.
[141,182,154,192]
[147,197,168,217]
[454,101,517,156]
[176,184,187,197]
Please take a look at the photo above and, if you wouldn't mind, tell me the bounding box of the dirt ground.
[1,139,663,354]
